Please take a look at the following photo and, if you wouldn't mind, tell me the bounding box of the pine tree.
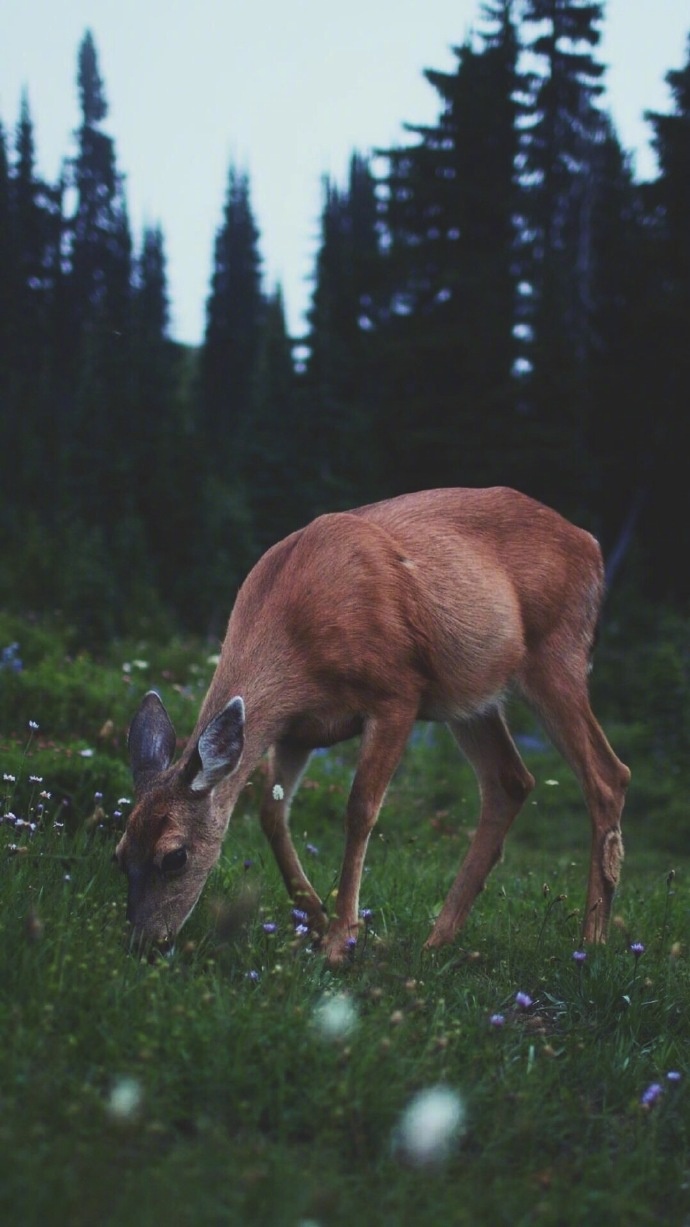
[639,33,690,597]
[248,287,306,549]
[304,153,382,509]
[68,31,131,340]
[129,225,205,620]
[134,224,169,341]
[13,94,43,370]
[131,225,174,552]
[52,30,137,628]
[0,120,13,495]
[647,33,690,275]
[200,164,264,478]
[4,95,62,510]
[0,121,12,373]
[584,123,651,565]
[196,164,265,629]
[516,0,607,512]
[378,2,521,492]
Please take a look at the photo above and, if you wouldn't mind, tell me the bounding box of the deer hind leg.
[259,741,327,934]
[425,706,536,950]
[518,648,630,944]
[321,706,417,965]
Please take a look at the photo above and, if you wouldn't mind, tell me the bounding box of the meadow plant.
[0,642,23,672]
[106,1075,144,1123]
[0,632,688,1225]
[641,1082,664,1108]
[312,992,358,1042]
[392,1086,466,1167]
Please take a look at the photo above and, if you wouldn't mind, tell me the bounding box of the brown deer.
[115,487,630,963]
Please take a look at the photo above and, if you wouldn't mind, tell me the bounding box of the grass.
[0,620,689,1226]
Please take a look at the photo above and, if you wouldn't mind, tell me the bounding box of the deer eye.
[160,846,188,876]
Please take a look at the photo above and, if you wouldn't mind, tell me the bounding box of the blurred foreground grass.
[0,614,688,1226]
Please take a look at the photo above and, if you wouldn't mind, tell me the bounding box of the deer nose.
[125,866,175,957]
[125,864,151,925]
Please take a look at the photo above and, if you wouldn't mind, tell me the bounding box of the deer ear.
[128,691,177,788]
[187,697,245,794]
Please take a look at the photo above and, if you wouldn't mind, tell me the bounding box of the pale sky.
[1,1,688,345]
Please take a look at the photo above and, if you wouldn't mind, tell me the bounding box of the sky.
[1,1,688,346]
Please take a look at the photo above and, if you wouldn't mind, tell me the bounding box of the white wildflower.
[392,1086,466,1166]
[313,992,358,1041]
[272,783,285,802]
[106,1075,143,1122]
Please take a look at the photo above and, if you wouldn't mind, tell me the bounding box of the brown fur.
[116,487,630,960]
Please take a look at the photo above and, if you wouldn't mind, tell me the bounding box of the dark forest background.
[1,0,689,642]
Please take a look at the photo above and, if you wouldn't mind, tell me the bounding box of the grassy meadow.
[0,612,688,1226]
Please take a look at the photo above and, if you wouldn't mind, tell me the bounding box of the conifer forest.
[1,3,689,642]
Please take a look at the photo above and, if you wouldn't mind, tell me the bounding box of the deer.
[115,487,630,964]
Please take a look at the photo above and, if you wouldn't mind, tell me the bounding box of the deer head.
[115,690,246,947]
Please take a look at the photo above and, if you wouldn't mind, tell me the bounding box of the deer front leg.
[321,708,416,965]
[259,742,328,935]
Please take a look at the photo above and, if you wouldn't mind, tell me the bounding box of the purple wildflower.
[572,950,587,963]
[630,942,645,958]
[306,843,319,856]
[515,991,533,1010]
[346,936,357,950]
[489,1013,505,1028]
[292,908,308,923]
[262,922,277,934]
[667,1071,682,1084]
[360,908,374,921]
[0,644,22,672]
[641,1082,664,1108]
[246,970,260,982]
[295,924,309,937]
[243,859,253,870]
